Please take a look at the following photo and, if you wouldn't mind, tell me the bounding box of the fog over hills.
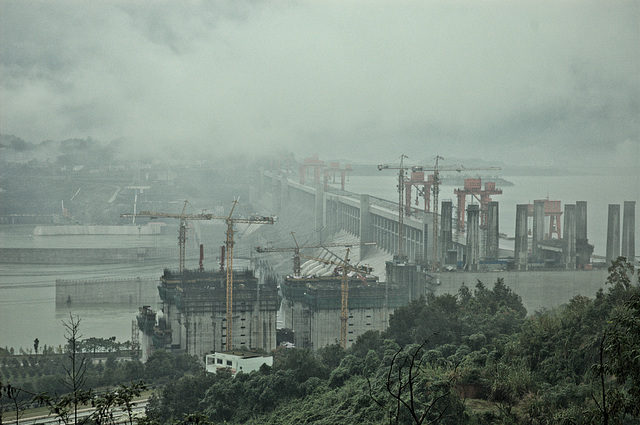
[1,1,638,170]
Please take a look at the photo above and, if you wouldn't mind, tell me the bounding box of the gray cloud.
[1,0,638,168]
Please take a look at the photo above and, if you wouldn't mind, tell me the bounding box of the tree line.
[2,257,638,424]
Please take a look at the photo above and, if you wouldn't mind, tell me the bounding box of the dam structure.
[254,167,636,318]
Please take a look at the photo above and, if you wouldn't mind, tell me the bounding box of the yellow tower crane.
[298,249,374,349]
[121,200,214,272]
[122,199,275,350]
[220,200,275,349]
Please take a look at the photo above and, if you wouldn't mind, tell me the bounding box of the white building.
[205,351,273,375]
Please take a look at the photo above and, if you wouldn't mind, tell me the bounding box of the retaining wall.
[56,277,159,305]
[0,247,175,264]
[430,269,609,314]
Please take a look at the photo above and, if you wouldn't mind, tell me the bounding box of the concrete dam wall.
[0,247,175,264]
[56,277,159,305]
[430,268,609,314]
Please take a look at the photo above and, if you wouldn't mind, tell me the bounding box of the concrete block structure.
[141,269,279,360]
[56,277,158,305]
[280,273,409,349]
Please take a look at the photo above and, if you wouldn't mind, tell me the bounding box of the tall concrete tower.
[564,204,576,270]
[514,204,528,271]
[441,201,453,263]
[606,204,621,263]
[621,201,636,262]
[466,205,480,271]
[532,200,545,263]
[576,201,588,242]
[485,201,500,261]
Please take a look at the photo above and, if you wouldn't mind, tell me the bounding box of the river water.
[0,226,210,353]
[1,173,638,352]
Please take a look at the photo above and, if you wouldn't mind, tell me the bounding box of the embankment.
[56,277,159,305]
[0,247,174,264]
[431,269,609,314]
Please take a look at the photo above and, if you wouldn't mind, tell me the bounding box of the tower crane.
[122,199,275,350]
[412,157,500,270]
[255,232,375,277]
[121,200,214,272]
[298,249,374,349]
[218,200,275,350]
[377,154,410,259]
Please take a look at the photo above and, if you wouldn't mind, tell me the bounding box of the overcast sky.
[1,1,638,168]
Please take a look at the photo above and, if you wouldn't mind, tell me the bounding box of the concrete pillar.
[606,204,621,263]
[622,201,636,262]
[532,200,545,263]
[576,201,588,242]
[514,204,528,270]
[360,194,373,258]
[466,205,480,271]
[564,204,576,270]
[440,201,453,263]
[486,201,499,261]
[314,183,325,244]
[421,212,430,264]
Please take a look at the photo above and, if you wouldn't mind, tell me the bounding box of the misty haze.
[1,1,638,424]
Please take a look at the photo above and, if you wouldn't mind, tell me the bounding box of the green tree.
[371,338,462,425]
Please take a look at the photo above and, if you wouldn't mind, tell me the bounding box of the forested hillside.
[2,257,638,424]
[140,257,638,425]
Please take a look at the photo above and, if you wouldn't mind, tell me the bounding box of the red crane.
[454,179,503,230]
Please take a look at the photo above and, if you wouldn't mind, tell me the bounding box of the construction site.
[124,154,637,357]
[0,149,636,356]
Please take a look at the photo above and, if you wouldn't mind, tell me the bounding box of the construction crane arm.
[120,211,215,220]
[120,212,275,223]
[411,165,501,172]
[255,241,373,253]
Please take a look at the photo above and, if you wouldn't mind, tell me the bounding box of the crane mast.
[121,200,213,273]
[412,159,500,270]
[377,154,410,259]
[298,249,372,349]
[225,201,237,350]
[122,199,275,350]
[221,200,275,350]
